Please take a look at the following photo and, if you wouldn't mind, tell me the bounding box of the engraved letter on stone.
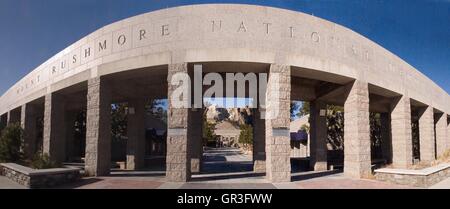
[84,48,91,58]
[162,24,170,36]
[118,34,126,46]
[139,29,147,40]
[263,23,271,35]
[98,40,107,51]
[237,21,247,32]
[212,20,222,32]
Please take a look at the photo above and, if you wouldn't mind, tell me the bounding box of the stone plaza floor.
[0,148,449,189]
[0,176,26,189]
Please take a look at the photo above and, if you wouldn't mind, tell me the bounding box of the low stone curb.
[0,163,81,189]
[374,163,450,188]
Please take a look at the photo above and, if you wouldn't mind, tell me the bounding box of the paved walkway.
[429,177,450,189]
[52,172,414,189]
[57,170,166,189]
[201,147,253,174]
[0,176,26,189]
[1,147,449,189]
[189,147,265,184]
[65,177,165,189]
[288,172,416,189]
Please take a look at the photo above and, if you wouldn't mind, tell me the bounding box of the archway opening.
[109,99,168,172]
[188,62,267,182]
[290,67,351,181]
[193,97,259,181]
[290,100,311,172]
[104,66,168,176]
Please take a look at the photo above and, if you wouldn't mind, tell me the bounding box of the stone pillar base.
[343,80,372,179]
[21,104,37,159]
[190,109,203,174]
[419,106,435,162]
[85,77,112,177]
[253,109,266,174]
[380,113,392,164]
[435,112,447,158]
[43,93,66,164]
[166,63,191,182]
[309,100,328,171]
[253,159,266,173]
[391,96,413,169]
[190,159,200,174]
[166,130,191,182]
[313,162,328,171]
[265,64,291,183]
[126,99,146,171]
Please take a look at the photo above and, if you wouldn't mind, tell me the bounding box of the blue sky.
[0,0,449,95]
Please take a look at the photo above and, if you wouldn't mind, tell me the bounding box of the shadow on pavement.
[108,168,166,177]
[191,172,266,182]
[54,178,104,189]
[291,169,343,182]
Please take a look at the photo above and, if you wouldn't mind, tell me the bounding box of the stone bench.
[0,163,81,188]
[374,163,450,188]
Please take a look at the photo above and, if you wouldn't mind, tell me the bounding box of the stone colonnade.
[2,63,449,183]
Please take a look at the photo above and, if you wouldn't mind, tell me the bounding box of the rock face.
[205,105,252,125]
[205,105,219,122]
[205,105,230,122]
[204,105,254,148]
[228,108,240,122]
[228,107,252,124]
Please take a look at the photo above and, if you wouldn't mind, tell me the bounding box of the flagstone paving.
[0,176,26,189]
[290,173,417,189]
[0,148,445,189]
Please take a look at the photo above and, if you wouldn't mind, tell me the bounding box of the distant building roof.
[290,114,309,132]
[214,121,240,136]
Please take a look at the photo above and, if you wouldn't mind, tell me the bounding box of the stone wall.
[253,109,266,173]
[43,93,67,163]
[419,106,435,162]
[309,100,328,171]
[21,104,38,159]
[374,163,450,188]
[435,112,448,157]
[265,64,291,183]
[343,80,371,178]
[0,163,80,189]
[391,96,413,168]
[166,63,191,182]
[189,109,203,174]
[126,99,146,170]
[0,165,30,187]
[85,77,112,176]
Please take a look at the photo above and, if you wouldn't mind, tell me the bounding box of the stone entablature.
[0,4,449,115]
[0,163,81,188]
[374,163,450,188]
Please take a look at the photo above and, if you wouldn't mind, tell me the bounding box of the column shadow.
[291,169,343,182]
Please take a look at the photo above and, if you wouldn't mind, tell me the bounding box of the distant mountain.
[205,105,252,125]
